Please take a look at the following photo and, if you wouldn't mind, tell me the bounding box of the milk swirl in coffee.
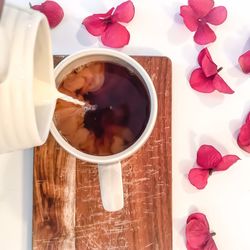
[54,61,150,156]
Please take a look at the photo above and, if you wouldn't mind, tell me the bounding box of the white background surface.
[1,0,250,249]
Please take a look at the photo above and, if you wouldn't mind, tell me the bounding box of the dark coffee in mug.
[54,61,150,156]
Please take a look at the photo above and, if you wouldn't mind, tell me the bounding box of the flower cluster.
[180,0,227,45]
[31,1,250,249]
[188,145,239,189]
[179,1,250,248]
[82,1,135,48]
[180,1,234,96]
[190,48,233,94]
[31,0,135,48]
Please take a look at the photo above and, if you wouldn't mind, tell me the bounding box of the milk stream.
[33,79,91,108]
[59,94,86,106]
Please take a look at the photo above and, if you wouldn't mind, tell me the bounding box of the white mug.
[51,49,158,212]
[0,4,56,153]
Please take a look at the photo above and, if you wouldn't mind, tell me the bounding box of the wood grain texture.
[33,56,172,250]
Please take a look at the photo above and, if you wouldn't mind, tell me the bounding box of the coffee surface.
[54,61,150,156]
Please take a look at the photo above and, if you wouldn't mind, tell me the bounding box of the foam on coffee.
[54,61,150,156]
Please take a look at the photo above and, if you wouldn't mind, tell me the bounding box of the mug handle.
[98,162,124,212]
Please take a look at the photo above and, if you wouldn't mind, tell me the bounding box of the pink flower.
[239,50,250,74]
[237,112,250,153]
[190,48,234,94]
[186,213,217,250]
[188,145,240,189]
[82,1,135,48]
[30,1,64,29]
[180,0,227,45]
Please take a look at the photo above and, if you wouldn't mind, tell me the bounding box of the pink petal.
[92,7,114,18]
[186,212,210,248]
[237,140,250,153]
[187,242,204,250]
[82,8,114,36]
[180,5,199,32]
[186,242,195,250]
[31,1,64,29]
[197,145,222,169]
[194,23,216,45]
[112,1,135,23]
[187,213,210,228]
[188,0,214,17]
[83,16,107,36]
[214,155,240,171]
[238,50,250,74]
[238,123,250,146]
[204,238,218,250]
[246,112,250,124]
[198,48,213,67]
[201,54,218,77]
[205,6,227,25]
[188,168,210,189]
[212,74,234,94]
[30,4,42,11]
[237,116,250,153]
[101,23,130,48]
[189,68,215,93]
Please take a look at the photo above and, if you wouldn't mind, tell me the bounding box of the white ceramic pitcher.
[0,4,56,153]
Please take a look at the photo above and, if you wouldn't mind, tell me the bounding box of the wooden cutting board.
[33,56,172,250]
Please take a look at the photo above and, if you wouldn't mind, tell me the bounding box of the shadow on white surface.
[223,30,249,65]
[165,1,191,46]
[173,216,186,246]
[229,119,241,141]
[173,205,200,249]
[167,15,191,46]
[226,65,249,84]
[198,135,227,154]
[178,131,200,193]
[242,37,250,52]
[223,34,250,85]
[197,92,225,107]
[181,43,200,65]
[76,25,98,47]
[179,159,199,194]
